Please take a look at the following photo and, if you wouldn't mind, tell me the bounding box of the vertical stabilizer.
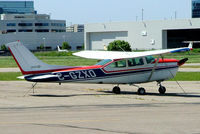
[7,41,71,75]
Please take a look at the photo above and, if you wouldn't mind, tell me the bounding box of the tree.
[107,40,132,51]
[1,44,7,51]
[40,44,44,50]
[62,42,71,50]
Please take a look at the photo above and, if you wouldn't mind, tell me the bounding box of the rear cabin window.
[128,58,144,67]
[108,60,127,68]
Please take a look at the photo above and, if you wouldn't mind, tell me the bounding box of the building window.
[18,29,33,32]
[18,23,33,26]
[35,29,49,32]
[35,23,49,26]
[7,29,16,33]
[51,29,59,32]
[7,23,16,26]
[51,29,66,32]
[51,23,66,27]
[78,29,84,32]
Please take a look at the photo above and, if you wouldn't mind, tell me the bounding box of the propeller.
[178,58,188,66]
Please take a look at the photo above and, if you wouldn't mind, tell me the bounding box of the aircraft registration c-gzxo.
[7,41,193,95]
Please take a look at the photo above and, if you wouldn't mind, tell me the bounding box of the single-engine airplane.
[7,41,192,95]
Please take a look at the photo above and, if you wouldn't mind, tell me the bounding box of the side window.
[128,59,136,66]
[108,60,126,68]
[145,56,155,64]
[128,58,144,67]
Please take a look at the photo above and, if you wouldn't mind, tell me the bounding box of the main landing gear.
[137,87,146,95]
[112,86,121,94]
[157,82,166,95]
[112,82,167,95]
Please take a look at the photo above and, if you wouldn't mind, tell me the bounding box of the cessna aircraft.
[7,41,192,95]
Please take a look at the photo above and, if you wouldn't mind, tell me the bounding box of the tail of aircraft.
[57,45,68,52]
[7,41,70,75]
[57,46,61,51]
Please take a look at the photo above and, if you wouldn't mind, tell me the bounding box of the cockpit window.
[96,59,112,65]
[145,56,155,64]
[108,60,127,68]
[128,58,144,67]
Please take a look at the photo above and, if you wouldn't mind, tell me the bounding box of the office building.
[0,14,66,34]
[0,1,84,51]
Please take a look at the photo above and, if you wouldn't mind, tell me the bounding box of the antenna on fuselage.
[118,45,126,52]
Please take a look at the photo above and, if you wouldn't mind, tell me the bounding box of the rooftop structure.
[0,1,35,14]
[66,24,84,32]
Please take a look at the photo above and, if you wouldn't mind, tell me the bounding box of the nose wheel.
[112,86,121,94]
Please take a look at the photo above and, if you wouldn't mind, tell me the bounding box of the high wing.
[73,45,192,60]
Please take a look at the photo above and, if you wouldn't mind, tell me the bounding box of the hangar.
[85,18,200,50]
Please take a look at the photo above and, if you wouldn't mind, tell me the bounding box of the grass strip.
[0,72,23,81]
[169,72,200,81]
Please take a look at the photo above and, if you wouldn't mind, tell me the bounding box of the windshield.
[96,59,112,65]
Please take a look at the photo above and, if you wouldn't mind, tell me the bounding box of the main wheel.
[137,88,146,95]
[159,86,166,94]
[112,86,121,94]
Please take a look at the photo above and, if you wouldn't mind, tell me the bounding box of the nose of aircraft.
[178,58,188,66]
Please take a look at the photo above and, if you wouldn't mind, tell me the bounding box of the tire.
[159,86,166,94]
[112,86,121,94]
[138,88,146,95]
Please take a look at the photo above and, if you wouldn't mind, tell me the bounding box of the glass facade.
[7,23,16,26]
[18,23,33,26]
[192,0,200,18]
[0,1,35,14]
[35,23,49,26]
[51,23,66,27]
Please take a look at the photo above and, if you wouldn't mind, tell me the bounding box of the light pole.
[62,35,65,43]
[142,8,144,21]
[43,37,46,51]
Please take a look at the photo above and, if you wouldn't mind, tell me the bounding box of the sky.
[33,0,191,25]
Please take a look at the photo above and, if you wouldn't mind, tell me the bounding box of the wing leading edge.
[73,46,192,60]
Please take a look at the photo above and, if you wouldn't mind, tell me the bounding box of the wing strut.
[148,55,161,81]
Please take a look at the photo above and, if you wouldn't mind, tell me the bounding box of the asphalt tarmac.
[0,81,200,134]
